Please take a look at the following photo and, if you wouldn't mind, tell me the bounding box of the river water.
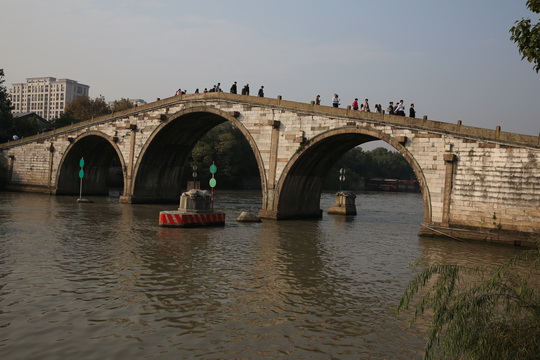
[0,190,523,359]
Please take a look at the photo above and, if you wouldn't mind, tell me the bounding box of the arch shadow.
[129,107,267,203]
[272,127,432,224]
[56,131,126,195]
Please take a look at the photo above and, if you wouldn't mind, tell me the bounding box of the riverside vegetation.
[398,243,540,360]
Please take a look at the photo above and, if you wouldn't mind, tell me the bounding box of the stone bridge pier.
[1,93,539,246]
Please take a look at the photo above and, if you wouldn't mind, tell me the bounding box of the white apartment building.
[10,77,90,121]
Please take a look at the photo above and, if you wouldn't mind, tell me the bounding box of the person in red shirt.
[352,98,359,110]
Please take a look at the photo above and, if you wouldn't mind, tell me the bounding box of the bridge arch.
[56,131,126,195]
[271,127,432,223]
[128,106,267,203]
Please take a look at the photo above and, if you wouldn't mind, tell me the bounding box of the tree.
[510,0,540,72]
[52,112,78,128]
[111,98,134,113]
[185,122,260,189]
[59,95,111,125]
[11,114,43,137]
[0,68,14,142]
[398,244,540,360]
[324,147,416,190]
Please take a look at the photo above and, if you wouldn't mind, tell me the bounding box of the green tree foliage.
[185,122,260,189]
[325,147,415,189]
[11,115,42,137]
[111,98,134,113]
[510,0,540,72]
[0,69,14,142]
[51,112,78,128]
[55,95,111,126]
[398,245,540,360]
[187,125,414,190]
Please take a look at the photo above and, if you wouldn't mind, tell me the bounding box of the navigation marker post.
[339,167,346,191]
[327,167,356,215]
[79,157,84,199]
[76,157,93,203]
[209,162,217,210]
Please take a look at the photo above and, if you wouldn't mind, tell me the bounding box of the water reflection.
[0,190,523,359]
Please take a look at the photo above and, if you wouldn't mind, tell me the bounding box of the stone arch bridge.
[1,93,539,245]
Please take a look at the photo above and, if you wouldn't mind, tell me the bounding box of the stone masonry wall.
[451,141,540,233]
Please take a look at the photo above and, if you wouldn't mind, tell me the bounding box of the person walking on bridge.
[332,94,340,108]
[395,100,406,116]
[409,103,416,118]
[352,98,359,110]
[258,86,264,97]
[315,95,321,105]
[387,102,394,115]
[230,81,237,94]
[363,99,371,112]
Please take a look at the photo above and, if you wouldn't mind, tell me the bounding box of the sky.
[2,0,539,139]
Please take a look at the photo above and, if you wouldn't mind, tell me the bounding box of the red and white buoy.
[158,188,225,228]
[159,211,225,227]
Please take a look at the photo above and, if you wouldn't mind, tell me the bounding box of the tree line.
[52,96,134,128]
[183,122,415,190]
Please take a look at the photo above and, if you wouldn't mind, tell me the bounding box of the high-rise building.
[10,77,90,121]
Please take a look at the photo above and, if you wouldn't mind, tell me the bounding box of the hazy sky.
[2,0,539,137]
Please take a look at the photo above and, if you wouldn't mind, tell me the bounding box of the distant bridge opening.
[275,130,428,221]
[56,134,124,196]
[323,143,417,191]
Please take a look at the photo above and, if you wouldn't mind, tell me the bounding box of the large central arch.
[270,127,432,224]
[129,106,267,203]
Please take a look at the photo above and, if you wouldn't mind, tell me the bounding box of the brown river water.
[0,190,523,359]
